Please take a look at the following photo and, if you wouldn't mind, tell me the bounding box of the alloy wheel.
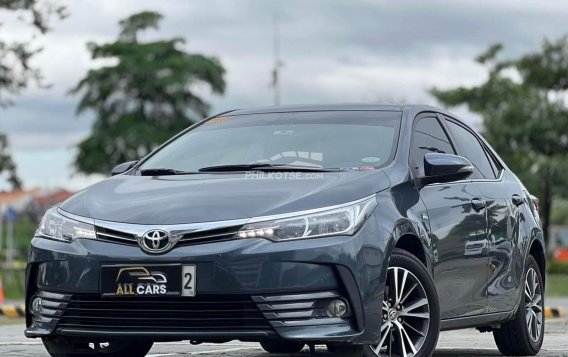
[372,266,430,357]
[524,267,543,342]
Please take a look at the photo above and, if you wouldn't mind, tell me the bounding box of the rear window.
[141,111,401,171]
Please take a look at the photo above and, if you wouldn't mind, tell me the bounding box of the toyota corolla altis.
[25,105,545,357]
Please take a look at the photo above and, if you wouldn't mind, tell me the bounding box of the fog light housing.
[31,297,42,315]
[327,299,348,318]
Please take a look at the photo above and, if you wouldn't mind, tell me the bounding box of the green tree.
[431,40,568,244]
[71,11,226,174]
[0,0,66,189]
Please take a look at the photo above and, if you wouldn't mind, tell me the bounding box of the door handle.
[512,194,524,206]
[471,198,487,212]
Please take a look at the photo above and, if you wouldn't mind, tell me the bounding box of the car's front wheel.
[42,338,153,357]
[366,248,440,357]
[327,249,440,357]
[493,255,544,356]
[259,340,305,354]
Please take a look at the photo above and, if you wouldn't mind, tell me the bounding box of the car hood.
[60,171,391,225]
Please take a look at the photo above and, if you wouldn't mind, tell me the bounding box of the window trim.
[409,112,458,179]
[441,114,504,183]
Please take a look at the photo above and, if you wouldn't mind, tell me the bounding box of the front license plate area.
[100,264,196,297]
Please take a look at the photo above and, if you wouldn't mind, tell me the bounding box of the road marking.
[0,342,43,345]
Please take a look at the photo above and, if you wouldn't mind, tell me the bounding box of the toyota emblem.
[140,230,171,254]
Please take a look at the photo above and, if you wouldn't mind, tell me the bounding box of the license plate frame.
[100,264,196,298]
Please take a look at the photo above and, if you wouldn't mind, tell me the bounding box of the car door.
[443,116,522,313]
[411,114,490,319]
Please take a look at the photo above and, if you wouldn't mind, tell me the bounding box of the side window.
[411,117,456,176]
[445,120,497,179]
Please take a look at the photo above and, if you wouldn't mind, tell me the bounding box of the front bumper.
[25,217,389,344]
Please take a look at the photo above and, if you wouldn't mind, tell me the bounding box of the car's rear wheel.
[42,338,153,357]
[493,255,544,356]
[259,340,305,354]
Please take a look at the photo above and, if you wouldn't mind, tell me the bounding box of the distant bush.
[548,260,568,274]
[0,268,25,300]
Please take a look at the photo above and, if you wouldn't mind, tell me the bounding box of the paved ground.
[0,318,566,357]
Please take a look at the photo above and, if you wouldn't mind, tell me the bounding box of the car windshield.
[140,110,401,172]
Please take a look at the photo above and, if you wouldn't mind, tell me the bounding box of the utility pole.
[0,207,3,257]
[271,10,284,106]
[5,207,15,268]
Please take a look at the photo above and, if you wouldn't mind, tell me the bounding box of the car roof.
[226,103,454,118]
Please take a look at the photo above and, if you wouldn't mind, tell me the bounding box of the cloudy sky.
[2,0,568,191]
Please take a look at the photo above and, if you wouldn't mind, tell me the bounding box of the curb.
[545,307,565,319]
[0,305,26,318]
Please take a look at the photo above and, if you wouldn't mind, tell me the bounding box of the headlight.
[36,207,96,242]
[236,195,377,241]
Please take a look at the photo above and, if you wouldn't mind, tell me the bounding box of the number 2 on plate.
[182,265,196,297]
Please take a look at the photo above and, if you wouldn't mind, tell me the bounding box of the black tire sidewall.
[259,341,305,354]
[522,256,545,352]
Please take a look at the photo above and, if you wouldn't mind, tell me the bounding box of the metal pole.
[0,209,3,257]
[7,218,13,268]
[272,9,283,106]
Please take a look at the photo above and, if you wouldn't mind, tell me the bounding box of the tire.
[493,255,544,356]
[259,340,305,354]
[42,338,153,357]
[361,248,440,357]
[326,344,364,356]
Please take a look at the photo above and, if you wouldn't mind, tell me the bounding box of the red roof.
[35,190,74,207]
[0,189,39,205]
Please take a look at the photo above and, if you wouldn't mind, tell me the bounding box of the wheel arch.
[528,238,546,287]
[389,218,433,272]
[394,234,428,267]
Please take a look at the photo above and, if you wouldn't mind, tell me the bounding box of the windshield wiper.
[198,163,338,173]
[139,168,196,176]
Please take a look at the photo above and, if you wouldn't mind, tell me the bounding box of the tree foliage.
[0,0,66,189]
[0,133,21,189]
[432,38,568,243]
[0,0,67,104]
[71,11,226,175]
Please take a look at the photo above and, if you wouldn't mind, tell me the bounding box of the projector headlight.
[236,195,377,241]
[36,207,96,242]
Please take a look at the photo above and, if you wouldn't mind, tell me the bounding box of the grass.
[546,274,568,297]
[1,269,25,300]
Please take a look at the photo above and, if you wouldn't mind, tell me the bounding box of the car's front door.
[410,114,490,319]
[443,116,523,313]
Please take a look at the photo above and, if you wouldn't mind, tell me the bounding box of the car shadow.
[265,348,504,356]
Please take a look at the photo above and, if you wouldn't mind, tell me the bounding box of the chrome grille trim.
[96,231,137,242]
[93,218,247,249]
[94,218,249,238]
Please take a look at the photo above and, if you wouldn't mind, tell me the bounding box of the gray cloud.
[2,0,568,189]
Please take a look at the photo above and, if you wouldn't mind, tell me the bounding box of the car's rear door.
[411,113,490,319]
[443,116,523,313]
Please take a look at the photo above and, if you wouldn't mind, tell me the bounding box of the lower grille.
[58,294,272,331]
[252,291,352,328]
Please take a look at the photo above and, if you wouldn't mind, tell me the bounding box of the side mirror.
[111,161,138,176]
[419,153,473,186]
